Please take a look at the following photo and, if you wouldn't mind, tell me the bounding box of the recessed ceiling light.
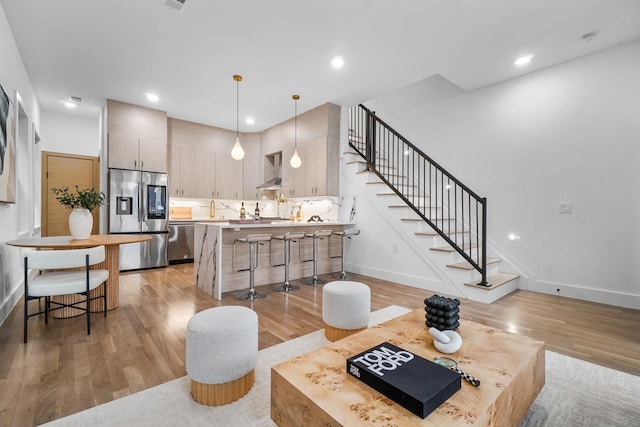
[145,92,159,102]
[63,101,76,108]
[331,56,344,69]
[514,55,533,66]
[245,117,255,125]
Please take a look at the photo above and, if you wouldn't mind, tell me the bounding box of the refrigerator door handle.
[138,182,144,224]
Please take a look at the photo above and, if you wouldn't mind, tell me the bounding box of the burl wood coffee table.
[271,309,545,426]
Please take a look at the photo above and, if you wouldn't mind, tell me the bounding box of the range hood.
[257,152,283,190]
[256,176,282,189]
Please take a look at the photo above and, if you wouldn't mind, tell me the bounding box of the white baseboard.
[347,262,464,298]
[0,281,23,327]
[530,280,640,309]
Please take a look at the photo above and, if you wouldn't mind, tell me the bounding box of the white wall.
[41,111,101,156]
[0,4,43,324]
[361,40,640,308]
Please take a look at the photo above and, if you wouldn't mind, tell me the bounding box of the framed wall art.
[0,83,15,203]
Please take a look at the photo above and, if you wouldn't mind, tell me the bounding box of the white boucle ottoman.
[186,306,258,405]
[322,281,370,341]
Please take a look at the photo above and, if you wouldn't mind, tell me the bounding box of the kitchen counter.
[170,218,228,223]
[194,221,355,299]
[196,219,347,227]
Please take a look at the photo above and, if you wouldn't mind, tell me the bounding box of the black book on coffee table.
[346,342,461,419]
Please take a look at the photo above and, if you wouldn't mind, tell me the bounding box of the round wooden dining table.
[6,234,152,317]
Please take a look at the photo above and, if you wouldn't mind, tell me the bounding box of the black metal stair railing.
[349,104,489,286]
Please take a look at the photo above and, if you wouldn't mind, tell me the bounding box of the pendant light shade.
[231,75,245,160]
[290,94,302,168]
[231,136,244,160]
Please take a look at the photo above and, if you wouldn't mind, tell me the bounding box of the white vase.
[69,208,93,240]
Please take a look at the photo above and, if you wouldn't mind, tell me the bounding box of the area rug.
[44,305,640,427]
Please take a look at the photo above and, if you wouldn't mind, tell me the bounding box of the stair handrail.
[349,104,489,286]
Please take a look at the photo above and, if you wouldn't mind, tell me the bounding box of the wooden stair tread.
[377,192,430,198]
[401,217,454,222]
[415,230,465,236]
[447,258,501,270]
[388,205,440,209]
[367,182,417,188]
[465,273,519,289]
[356,170,402,178]
[430,244,477,252]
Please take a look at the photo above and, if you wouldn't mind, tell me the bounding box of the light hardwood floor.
[0,264,638,426]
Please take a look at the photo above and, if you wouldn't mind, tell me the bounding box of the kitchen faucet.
[209,199,215,218]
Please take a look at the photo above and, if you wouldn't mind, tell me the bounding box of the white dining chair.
[23,245,109,343]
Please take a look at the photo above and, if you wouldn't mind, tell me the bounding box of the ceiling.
[2,0,640,132]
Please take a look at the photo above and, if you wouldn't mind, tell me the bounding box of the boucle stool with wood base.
[186,306,258,405]
[322,281,370,341]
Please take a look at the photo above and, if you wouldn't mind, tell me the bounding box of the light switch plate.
[558,202,573,213]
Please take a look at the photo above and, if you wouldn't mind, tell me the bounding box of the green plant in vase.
[51,186,105,210]
[51,186,105,239]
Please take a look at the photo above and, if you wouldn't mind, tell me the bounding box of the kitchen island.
[194,221,355,299]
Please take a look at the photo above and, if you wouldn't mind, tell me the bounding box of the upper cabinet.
[277,103,340,197]
[107,99,168,173]
[168,117,251,200]
[107,100,340,200]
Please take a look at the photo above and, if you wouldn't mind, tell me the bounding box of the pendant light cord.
[236,79,239,138]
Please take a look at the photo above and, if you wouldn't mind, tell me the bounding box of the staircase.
[345,105,520,303]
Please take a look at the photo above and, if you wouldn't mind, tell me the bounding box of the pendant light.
[230,74,245,160]
[290,94,302,168]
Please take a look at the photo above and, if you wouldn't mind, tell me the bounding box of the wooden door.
[41,151,101,236]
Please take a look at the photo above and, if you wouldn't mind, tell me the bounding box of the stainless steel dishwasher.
[168,221,194,263]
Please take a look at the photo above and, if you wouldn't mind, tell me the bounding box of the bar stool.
[330,228,361,280]
[271,231,305,293]
[233,233,272,300]
[301,229,333,286]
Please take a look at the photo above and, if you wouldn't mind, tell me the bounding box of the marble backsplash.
[170,195,356,223]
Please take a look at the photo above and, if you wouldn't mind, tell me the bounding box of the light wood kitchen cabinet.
[286,146,306,197]
[107,132,138,170]
[169,144,193,197]
[197,154,216,199]
[108,134,167,172]
[305,136,325,196]
[242,134,261,200]
[107,99,167,173]
[215,154,243,199]
[169,143,215,198]
[279,103,340,197]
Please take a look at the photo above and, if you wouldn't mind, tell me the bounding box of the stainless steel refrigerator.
[108,168,169,270]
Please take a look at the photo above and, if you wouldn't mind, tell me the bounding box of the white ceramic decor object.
[69,208,93,240]
[428,327,462,354]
